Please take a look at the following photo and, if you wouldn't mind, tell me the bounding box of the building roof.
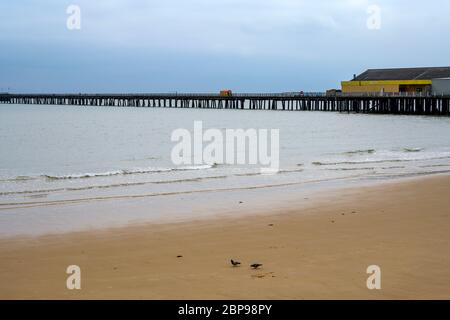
[353,67,450,81]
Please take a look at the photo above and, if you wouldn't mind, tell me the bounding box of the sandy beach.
[0,174,449,299]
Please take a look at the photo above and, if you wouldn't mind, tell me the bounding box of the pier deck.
[1,93,449,116]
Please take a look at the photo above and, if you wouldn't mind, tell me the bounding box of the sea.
[1,104,450,236]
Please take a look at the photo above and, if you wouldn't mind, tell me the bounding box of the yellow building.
[341,67,450,94]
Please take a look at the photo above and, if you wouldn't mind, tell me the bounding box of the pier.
[1,93,449,116]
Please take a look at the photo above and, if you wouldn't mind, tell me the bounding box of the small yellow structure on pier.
[342,67,450,94]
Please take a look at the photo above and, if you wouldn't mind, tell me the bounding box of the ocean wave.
[152,175,227,184]
[0,174,231,196]
[342,149,376,155]
[365,169,450,180]
[0,187,66,196]
[43,170,124,180]
[313,159,403,166]
[278,168,305,174]
[312,155,450,166]
[326,167,375,171]
[380,166,406,170]
[0,173,372,209]
[342,148,422,155]
[42,164,215,180]
[419,164,450,168]
[233,172,262,177]
[120,155,160,162]
[0,175,38,182]
[0,167,305,197]
[403,148,423,153]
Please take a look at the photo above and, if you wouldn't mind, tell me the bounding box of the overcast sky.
[1,0,449,93]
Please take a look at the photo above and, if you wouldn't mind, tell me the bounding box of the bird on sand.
[250,263,263,269]
[230,259,241,267]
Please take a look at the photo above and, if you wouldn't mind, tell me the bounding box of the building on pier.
[341,67,450,94]
[432,78,450,95]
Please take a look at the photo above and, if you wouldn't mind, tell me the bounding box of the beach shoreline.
[0,173,449,299]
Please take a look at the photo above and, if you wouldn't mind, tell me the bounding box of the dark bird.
[250,263,263,269]
[230,259,241,267]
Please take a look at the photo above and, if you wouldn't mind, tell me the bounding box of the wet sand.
[0,174,449,299]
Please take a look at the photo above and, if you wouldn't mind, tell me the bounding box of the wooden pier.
[1,93,449,116]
